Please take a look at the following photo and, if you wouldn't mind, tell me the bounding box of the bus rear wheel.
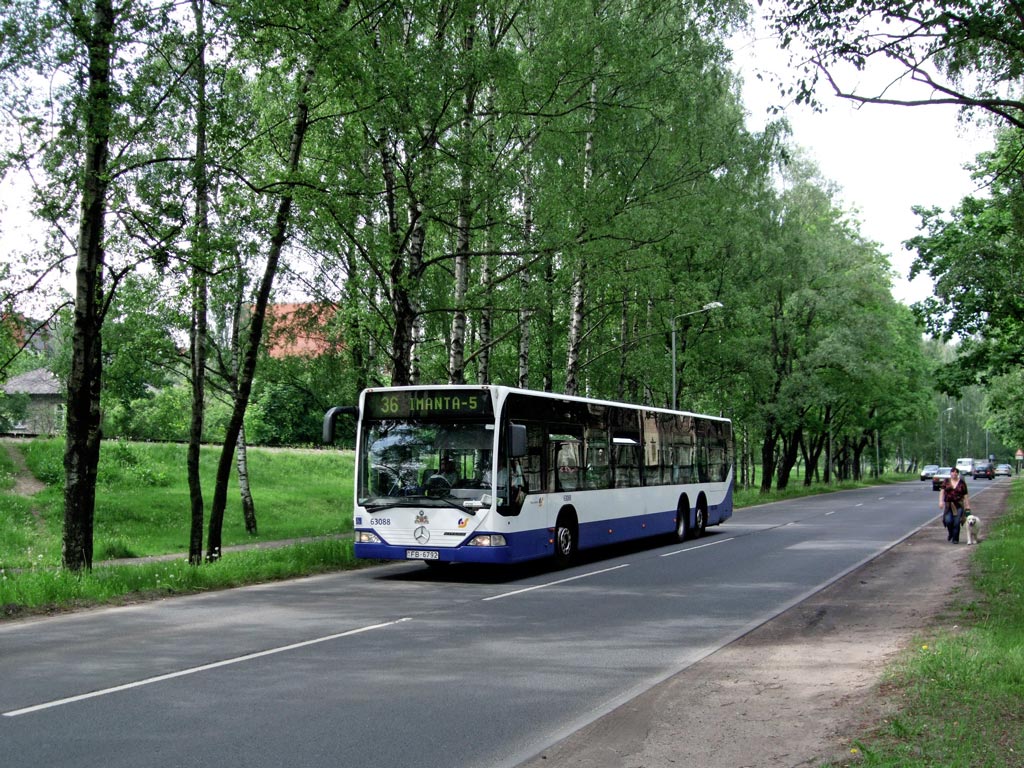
[693,503,707,538]
[554,513,578,565]
[674,507,690,542]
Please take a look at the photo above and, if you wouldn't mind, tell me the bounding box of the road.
[0,480,984,768]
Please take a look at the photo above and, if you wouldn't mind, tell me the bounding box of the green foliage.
[103,383,232,442]
[0,494,36,569]
[245,354,355,446]
[0,392,28,433]
[99,439,171,488]
[766,0,1024,132]
[910,129,1024,381]
[21,439,64,486]
[2,438,353,568]
[0,539,360,614]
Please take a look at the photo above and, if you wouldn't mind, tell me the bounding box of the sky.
[730,14,994,307]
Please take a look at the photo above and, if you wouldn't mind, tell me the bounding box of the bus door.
[549,435,583,492]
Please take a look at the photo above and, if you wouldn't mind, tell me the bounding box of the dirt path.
[519,482,1004,768]
[1,438,47,496]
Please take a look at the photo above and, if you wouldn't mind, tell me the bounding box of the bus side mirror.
[323,406,358,444]
[508,423,527,458]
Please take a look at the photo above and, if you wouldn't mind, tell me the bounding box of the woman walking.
[939,467,971,543]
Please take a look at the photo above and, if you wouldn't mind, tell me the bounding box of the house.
[2,368,64,435]
[262,303,343,359]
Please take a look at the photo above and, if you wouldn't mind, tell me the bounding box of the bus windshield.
[360,420,498,509]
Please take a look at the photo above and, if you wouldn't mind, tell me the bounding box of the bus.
[323,385,733,566]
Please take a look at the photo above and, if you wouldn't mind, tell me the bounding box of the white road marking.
[482,564,630,601]
[659,537,734,558]
[4,618,411,717]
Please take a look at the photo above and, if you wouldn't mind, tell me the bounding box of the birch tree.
[1,0,187,570]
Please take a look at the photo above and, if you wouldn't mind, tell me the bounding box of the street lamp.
[671,301,723,410]
[939,406,954,465]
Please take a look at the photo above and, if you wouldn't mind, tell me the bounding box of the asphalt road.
[0,479,984,768]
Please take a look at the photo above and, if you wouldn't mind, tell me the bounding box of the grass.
[1,438,357,616]
[823,481,1024,767]
[7,438,354,564]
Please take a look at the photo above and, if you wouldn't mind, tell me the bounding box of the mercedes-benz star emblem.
[414,526,430,544]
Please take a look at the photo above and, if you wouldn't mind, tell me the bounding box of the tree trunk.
[236,423,256,535]
[187,0,210,566]
[542,250,555,392]
[63,0,115,572]
[389,202,426,386]
[760,421,778,494]
[448,18,477,386]
[776,426,802,490]
[565,76,598,396]
[517,183,534,389]
[207,66,313,560]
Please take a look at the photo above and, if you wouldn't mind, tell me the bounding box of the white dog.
[965,514,981,545]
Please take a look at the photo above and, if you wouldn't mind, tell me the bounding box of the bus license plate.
[406,549,439,560]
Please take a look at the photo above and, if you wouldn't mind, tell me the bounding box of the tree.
[909,129,1024,391]
[766,0,1024,131]
[205,65,316,560]
[186,0,213,565]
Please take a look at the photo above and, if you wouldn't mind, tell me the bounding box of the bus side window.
[585,437,609,490]
[518,424,544,494]
[613,440,641,488]
[554,442,581,492]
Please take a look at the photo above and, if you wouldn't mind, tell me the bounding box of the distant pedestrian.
[939,468,971,543]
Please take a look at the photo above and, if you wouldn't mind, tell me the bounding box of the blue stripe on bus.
[355,482,733,564]
[354,527,553,565]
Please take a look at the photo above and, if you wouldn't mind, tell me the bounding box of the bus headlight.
[356,531,382,544]
[467,534,506,547]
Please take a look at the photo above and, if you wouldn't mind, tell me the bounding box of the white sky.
[730,16,994,306]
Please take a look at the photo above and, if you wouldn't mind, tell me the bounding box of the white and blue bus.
[324,385,733,566]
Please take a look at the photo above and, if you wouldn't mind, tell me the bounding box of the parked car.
[932,467,952,491]
[919,464,940,481]
[973,461,995,480]
[995,463,1013,478]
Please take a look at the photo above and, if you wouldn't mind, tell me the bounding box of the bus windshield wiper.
[363,495,476,514]
[360,499,405,511]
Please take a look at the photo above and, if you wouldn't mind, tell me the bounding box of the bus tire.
[694,498,708,538]
[673,498,691,542]
[554,511,578,565]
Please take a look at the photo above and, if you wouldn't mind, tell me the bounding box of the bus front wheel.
[554,513,578,565]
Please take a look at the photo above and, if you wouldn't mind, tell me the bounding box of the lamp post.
[671,301,723,410]
[939,406,954,465]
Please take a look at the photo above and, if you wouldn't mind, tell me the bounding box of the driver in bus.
[430,458,459,486]
[485,458,525,505]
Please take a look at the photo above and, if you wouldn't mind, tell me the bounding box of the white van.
[955,457,974,478]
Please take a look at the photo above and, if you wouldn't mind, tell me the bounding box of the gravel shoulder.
[519,481,1006,768]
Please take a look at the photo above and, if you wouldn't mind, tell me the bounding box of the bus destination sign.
[365,389,493,419]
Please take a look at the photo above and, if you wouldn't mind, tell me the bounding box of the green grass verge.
[1,438,358,617]
[823,481,1024,767]
[5,438,353,565]
[1,539,363,617]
